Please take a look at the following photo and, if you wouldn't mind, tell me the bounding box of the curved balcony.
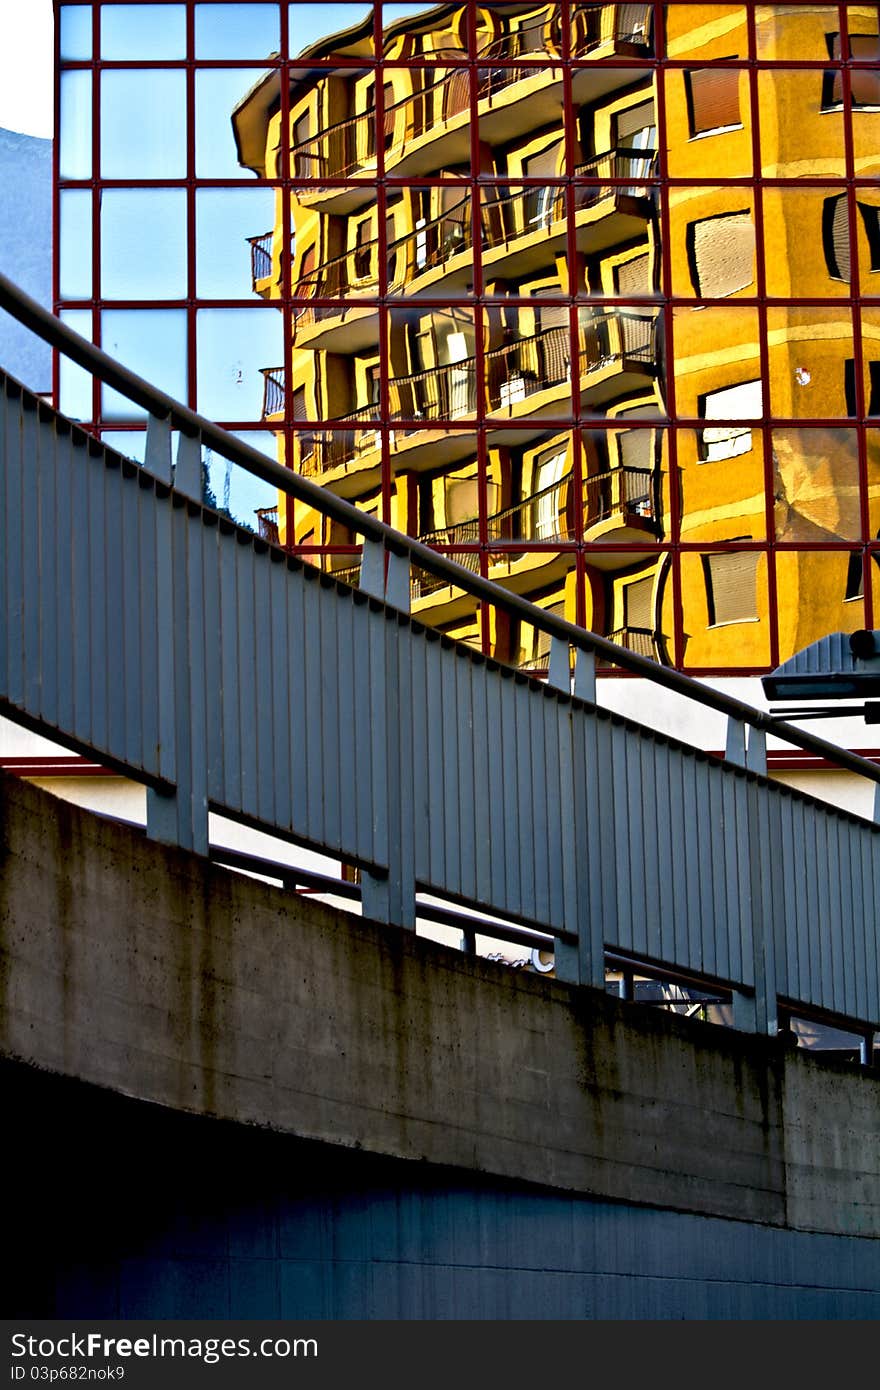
[247,231,275,296]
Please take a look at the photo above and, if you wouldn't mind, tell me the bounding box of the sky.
[0,0,54,138]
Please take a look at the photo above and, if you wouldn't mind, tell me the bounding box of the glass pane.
[59,70,92,180]
[60,5,93,61]
[101,430,148,465]
[286,424,383,482]
[100,71,186,178]
[853,110,880,178]
[579,308,662,417]
[863,310,880,416]
[664,4,748,61]
[101,310,188,421]
[202,432,280,530]
[664,67,752,178]
[766,306,853,419]
[196,308,284,421]
[776,551,865,662]
[754,4,841,61]
[196,188,278,297]
[484,304,573,421]
[772,427,862,541]
[100,4,187,60]
[762,188,851,298]
[196,69,271,179]
[867,430,880,537]
[600,556,670,662]
[288,4,375,59]
[195,4,281,59]
[677,427,767,543]
[59,190,92,299]
[386,306,477,423]
[672,306,762,418]
[101,189,187,300]
[570,3,656,57]
[581,426,667,543]
[668,189,756,298]
[679,549,770,668]
[387,187,474,298]
[757,69,845,177]
[58,310,94,420]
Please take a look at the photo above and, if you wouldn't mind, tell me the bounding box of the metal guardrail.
[1,270,880,1043]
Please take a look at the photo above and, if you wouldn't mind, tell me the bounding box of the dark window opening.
[845,359,880,416]
[822,33,880,109]
[822,196,880,281]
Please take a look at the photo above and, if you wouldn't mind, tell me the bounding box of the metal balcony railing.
[247,231,274,288]
[260,366,285,418]
[602,626,660,662]
[256,505,280,544]
[584,465,657,528]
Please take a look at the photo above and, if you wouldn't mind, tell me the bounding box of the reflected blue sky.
[196,188,277,298]
[197,308,283,420]
[101,4,188,60]
[101,309,188,420]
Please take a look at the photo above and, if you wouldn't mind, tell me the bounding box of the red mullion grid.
[375,20,393,544]
[559,12,588,632]
[840,2,874,628]
[559,18,584,582]
[654,4,684,670]
[743,1,780,671]
[279,3,295,552]
[52,4,63,410]
[184,1,198,424]
[464,1,492,656]
[90,1,101,436]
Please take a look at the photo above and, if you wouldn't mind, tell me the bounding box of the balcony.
[583,463,661,542]
[260,366,285,419]
[247,231,275,294]
[256,505,280,544]
[601,626,662,664]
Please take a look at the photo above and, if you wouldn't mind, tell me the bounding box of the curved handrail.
[2,268,879,789]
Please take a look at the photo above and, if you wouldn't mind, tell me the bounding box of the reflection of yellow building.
[234,2,880,674]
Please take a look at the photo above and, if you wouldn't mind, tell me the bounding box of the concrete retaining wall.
[1,771,878,1238]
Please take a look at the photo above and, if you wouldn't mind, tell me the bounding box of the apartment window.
[532,601,566,663]
[687,211,754,297]
[845,360,880,416]
[699,379,762,461]
[822,196,880,282]
[702,549,759,625]
[354,219,373,280]
[615,254,652,296]
[823,33,880,109]
[624,574,654,630]
[531,448,568,541]
[685,67,741,137]
[614,100,657,180]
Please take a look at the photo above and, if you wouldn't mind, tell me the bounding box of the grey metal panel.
[499,674,521,918]
[21,400,40,717]
[455,654,477,906]
[470,656,492,909]
[87,443,109,753]
[218,523,242,811]
[485,664,507,913]
[4,390,25,709]
[543,697,565,928]
[236,541,259,824]
[515,678,536,920]
[268,558,292,837]
[528,686,549,927]
[351,593,375,864]
[36,406,58,726]
[252,543,275,828]
[440,643,461,896]
[286,562,308,840]
[202,522,224,806]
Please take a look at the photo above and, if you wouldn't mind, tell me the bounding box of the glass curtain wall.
[55,1,880,673]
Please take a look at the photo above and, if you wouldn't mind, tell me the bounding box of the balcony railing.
[584,465,657,528]
[261,366,285,418]
[247,231,274,289]
[256,505,280,543]
[603,626,660,662]
[388,358,479,421]
[293,404,381,476]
